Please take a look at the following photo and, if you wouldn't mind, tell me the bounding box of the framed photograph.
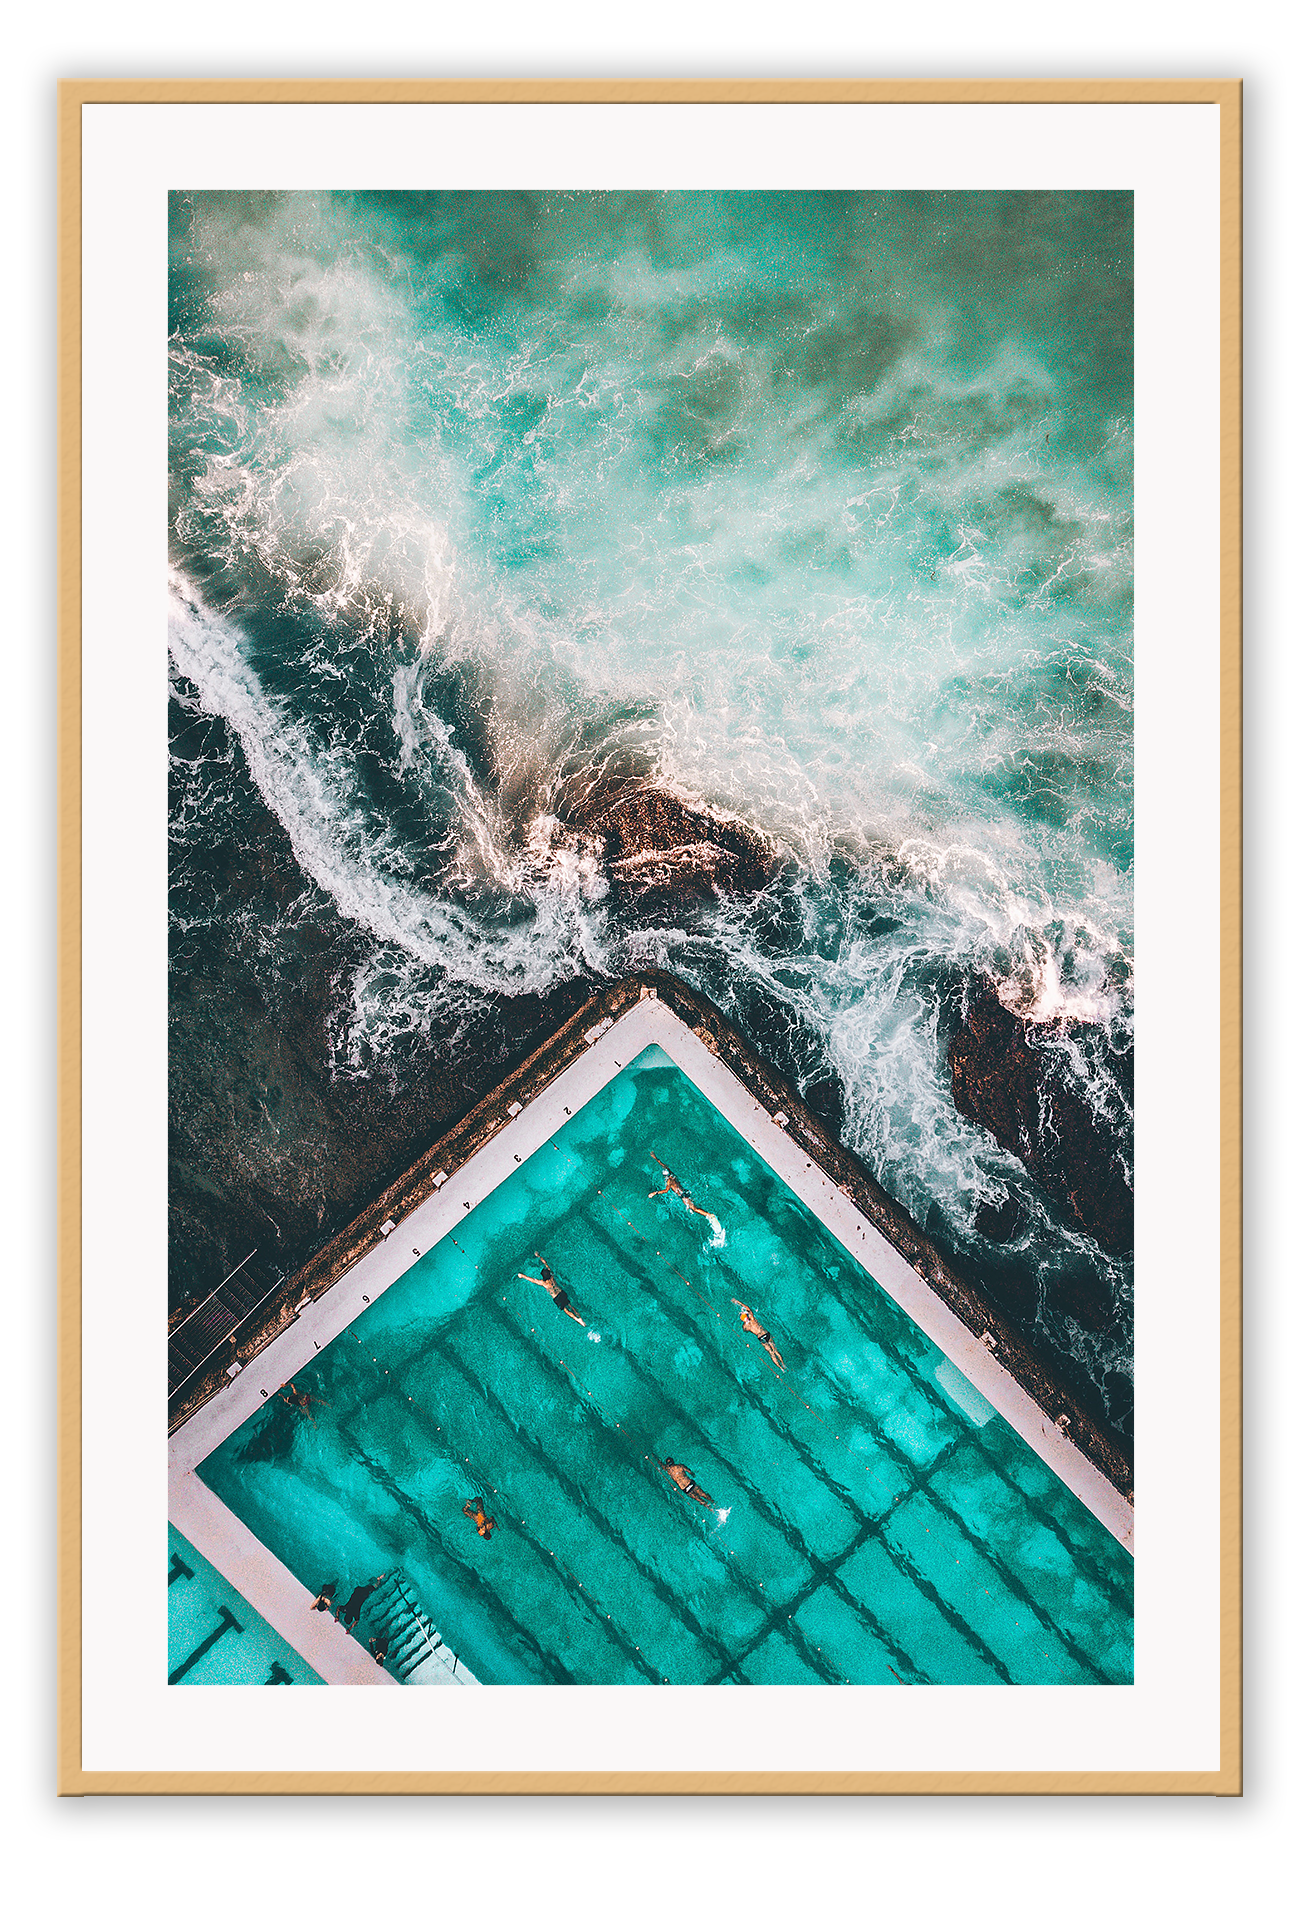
[58,78,1241,1795]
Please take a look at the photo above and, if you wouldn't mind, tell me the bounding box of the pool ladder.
[365,1575,444,1682]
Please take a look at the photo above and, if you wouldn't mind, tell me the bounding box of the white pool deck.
[169,992,1133,1687]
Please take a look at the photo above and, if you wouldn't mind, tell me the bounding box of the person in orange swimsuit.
[463,1497,496,1540]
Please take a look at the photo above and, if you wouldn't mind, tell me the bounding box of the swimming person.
[463,1497,497,1540]
[282,1380,325,1423]
[517,1252,586,1325]
[732,1299,786,1371]
[310,1581,338,1613]
[338,1574,386,1631]
[658,1459,715,1507]
[648,1152,720,1229]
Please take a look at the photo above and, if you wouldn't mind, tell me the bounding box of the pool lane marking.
[572,1209,883,1583]
[432,1326,732,1681]
[340,1316,704,1675]
[344,1322,511,1510]
[445,1123,828,1440]
[343,1229,771,1643]
[625,1218,832,1429]
[436,1127,863,1527]
[440,1337,726,1683]
[548,1129,1127,1605]
[328,1417,598,1686]
[333,1395,659,1692]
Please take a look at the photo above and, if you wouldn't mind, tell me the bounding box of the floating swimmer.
[648,1152,721,1231]
[281,1380,325,1423]
[337,1574,386,1631]
[732,1299,786,1371]
[517,1252,586,1325]
[463,1497,496,1540]
[658,1459,715,1507]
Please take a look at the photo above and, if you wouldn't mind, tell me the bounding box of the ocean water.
[198,1051,1133,1685]
[169,192,1133,1438]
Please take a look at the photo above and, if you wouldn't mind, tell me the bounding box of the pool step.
[365,1574,447,1682]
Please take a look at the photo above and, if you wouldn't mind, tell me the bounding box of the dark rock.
[456,976,603,1080]
[559,773,777,902]
[803,1073,847,1140]
[974,1192,1024,1245]
[947,975,1133,1255]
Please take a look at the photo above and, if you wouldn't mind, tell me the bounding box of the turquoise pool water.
[198,1049,1133,1685]
[168,1524,323,1685]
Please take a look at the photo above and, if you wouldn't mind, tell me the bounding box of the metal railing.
[167,1251,285,1402]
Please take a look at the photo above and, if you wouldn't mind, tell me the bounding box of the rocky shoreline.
[946,973,1133,1259]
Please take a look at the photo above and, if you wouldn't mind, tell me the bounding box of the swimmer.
[309,1580,338,1613]
[282,1380,325,1422]
[517,1252,586,1325]
[463,1497,496,1540]
[658,1459,715,1507]
[732,1299,786,1371]
[337,1574,386,1631]
[648,1152,720,1228]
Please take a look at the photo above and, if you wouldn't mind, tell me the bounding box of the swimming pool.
[168,1524,324,1685]
[195,1043,1133,1685]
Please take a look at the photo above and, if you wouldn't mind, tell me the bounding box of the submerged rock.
[802,1072,848,1142]
[973,1191,1024,1245]
[947,975,1133,1256]
[558,775,778,903]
